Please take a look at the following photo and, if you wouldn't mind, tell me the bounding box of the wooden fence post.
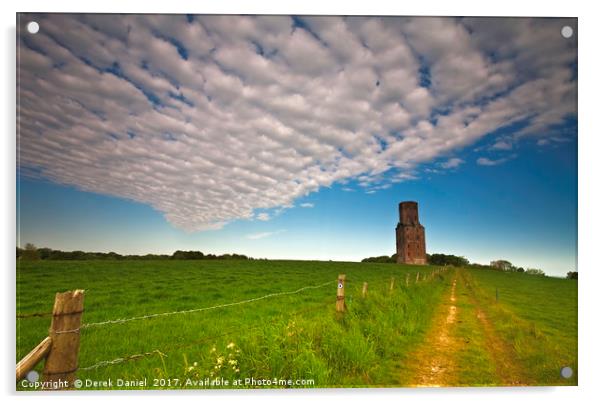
[389,277,395,292]
[362,282,368,298]
[416,272,420,283]
[43,290,85,389]
[336,274,346,312]
[16,337,52,382]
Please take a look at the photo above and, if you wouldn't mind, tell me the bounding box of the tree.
[361,255,395,263]
[37,247,52,260]
[107,251,123,260]
[566,271,578,280]
[525,268,546,276]
[428,253,469,267]
[490,260,514,271]
[21,243,40,260]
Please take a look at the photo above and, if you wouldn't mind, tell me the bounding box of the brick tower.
[395,201,427,265]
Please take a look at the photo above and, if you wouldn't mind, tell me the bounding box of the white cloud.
[246,230,286,240]
[491,139,513,150]
[299,202,314,208]
[477,157,498,166]
[394,173,419,182]
[477,156,513,166]
[256,212,270,221]
[17,15,576,231]
[440,158,464,169]
[537,136,571,147]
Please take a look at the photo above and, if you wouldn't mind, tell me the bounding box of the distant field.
[16,260,577,389]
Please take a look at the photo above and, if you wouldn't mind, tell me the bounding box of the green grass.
[462,268,578,385]
[16,261,577,389]
[17,260,447,389]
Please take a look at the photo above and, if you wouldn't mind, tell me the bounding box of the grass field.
[462,269,578,385]
[16,260,577,389]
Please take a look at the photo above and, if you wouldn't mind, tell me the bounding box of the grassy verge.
[462,268,577,385]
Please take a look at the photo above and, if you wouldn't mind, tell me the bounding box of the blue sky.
[17,15,577,276]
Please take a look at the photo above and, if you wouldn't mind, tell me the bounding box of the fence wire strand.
[81,279,336,329]
[80,350,167,371]
[16,311,53,319]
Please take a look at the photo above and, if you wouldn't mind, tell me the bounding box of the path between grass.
[403,274,460,386]
[402,269,530,387]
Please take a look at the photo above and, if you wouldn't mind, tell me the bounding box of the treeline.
[16,244,252,261]
[361,253,469,266]
[428,253,469,267]
[489,259,546,276]
[360,252,579,279]
[361,254,399,264]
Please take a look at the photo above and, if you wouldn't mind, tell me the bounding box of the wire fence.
[79,298,334,372]
[16,269,447,320]
[17,268,449,378]
[79,279,335,329]
[77,270,448,372]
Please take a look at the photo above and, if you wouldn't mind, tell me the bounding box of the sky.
[16,14,577,276]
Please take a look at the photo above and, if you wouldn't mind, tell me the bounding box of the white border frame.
[3,2,600,403]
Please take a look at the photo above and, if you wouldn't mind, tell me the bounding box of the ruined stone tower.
[395,201,427,265]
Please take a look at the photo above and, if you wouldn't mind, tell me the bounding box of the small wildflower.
[210,346,217,353]
[227,342,235,349]
[217,356,224,365]
[193,362,198,367]
[228,359,238,366]
[187,366,194,372]
[235,369,240,373]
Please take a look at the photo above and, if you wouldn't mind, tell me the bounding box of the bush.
[361,255,395,264]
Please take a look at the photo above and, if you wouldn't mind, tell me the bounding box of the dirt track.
[405,270,529,387]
